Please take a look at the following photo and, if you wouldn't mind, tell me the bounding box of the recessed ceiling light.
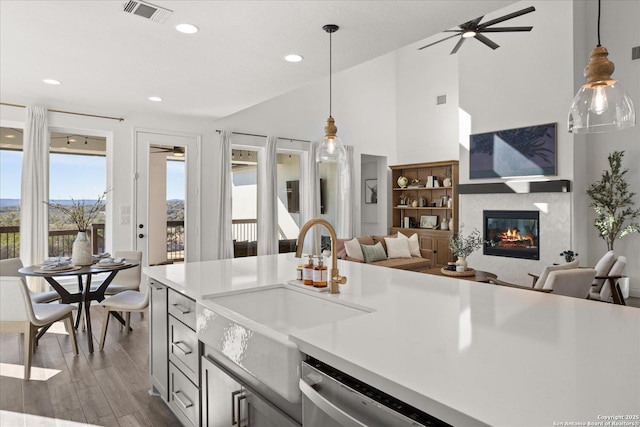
[68,138,76,142]
[5,135,15,139]
[284,54,303,63]
[43,79,61,85]
[148,96,163,102]
[176,23,198,34]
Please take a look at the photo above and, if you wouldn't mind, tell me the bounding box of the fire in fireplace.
[483,210,539,260]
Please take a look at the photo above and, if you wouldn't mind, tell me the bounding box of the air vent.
[436,95,447,105]
[632,46,640,61]
[122,0,172,23]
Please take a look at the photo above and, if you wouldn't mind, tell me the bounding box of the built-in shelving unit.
[389,161,459,267]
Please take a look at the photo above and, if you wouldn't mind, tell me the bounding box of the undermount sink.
[196,284,371,403]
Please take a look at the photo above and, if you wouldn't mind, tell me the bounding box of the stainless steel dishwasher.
[300,358,452,427]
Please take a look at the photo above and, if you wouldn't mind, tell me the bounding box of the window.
[0,127,23,259]
[277,152,301,253]
[231,147,259,257]
[48,132,106,257]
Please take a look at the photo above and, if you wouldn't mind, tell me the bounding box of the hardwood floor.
[0,305,180,426]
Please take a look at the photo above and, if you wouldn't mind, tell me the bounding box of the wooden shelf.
[394,207,451,210]
[394,186,453,191]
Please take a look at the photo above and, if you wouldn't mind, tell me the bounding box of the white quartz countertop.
[144,254,640,427]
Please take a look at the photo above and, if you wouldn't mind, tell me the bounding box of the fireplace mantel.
[457,179,571,194]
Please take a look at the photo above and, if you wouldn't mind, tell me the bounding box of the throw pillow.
[344,238,365,261]
[397,232,421,257]
[384,236,411,259]
[361,242,388,263]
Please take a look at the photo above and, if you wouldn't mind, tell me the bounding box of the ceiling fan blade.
[477,6,535,29]
[480,26,533,33]
[474,34,499,50]
[450,37,466,54]
[418,33,461,50]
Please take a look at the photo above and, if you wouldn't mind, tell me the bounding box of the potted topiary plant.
[586,151,639,251]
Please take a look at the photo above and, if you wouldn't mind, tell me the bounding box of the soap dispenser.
[313,256,328,288]
[303,255,314,285]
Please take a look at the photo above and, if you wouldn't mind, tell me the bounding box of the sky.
[0,150,185,200]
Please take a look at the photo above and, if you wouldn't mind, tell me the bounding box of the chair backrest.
[546,268,597,299]
[592,250,616,291]
[0,258,27,286]
[598,256,626,302]
[535,260,580,289]
[0,257,24,276]
[0,276,37,322]
[113,251,142,288]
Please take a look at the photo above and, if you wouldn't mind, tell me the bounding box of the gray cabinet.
[201,355,300,427]
[149,280,168,400]
[200,355,243,427]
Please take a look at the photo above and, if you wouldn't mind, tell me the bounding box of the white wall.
[582,0,640,296]
[212,52,398,237]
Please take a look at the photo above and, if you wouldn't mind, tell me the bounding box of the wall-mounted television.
[469,123,557,179]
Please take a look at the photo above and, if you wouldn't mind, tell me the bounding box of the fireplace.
[483,210,539,260]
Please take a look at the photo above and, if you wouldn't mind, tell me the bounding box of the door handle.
[237,394,247,427]
[231,389,243,425]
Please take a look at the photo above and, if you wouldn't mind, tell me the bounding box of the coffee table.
[420,267,497,283]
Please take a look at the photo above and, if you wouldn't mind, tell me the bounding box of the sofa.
[337,231,433,271]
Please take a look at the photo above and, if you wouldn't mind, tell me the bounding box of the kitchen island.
[145,253,640,427]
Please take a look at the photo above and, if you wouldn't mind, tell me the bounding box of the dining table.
[19,259,140,353]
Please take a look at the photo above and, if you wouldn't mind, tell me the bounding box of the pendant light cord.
[329,30,332,117]
[597,0,601,47]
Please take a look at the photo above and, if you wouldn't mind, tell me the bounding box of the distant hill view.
[0,199,184,227]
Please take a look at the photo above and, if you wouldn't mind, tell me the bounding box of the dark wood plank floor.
[0,305,180,426]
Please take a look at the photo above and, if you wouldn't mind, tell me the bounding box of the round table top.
[19,260,139,277]
[420,267,497,282]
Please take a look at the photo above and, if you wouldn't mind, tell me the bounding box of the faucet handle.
[336,275,347,285]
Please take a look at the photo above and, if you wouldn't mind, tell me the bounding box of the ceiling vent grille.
[436,95,447,105]
[122,0,172,23]
[632,46,640,61]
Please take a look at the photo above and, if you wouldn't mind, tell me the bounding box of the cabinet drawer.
[169,363,200,427]
[169,316,199,385]
[168,289,196,330]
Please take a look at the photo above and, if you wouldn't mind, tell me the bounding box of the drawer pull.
[172,303,191,314]
[173,390,193,409]
[231,389,243,425]
[172,340,192,355]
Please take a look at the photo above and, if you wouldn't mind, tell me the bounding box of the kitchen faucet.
[295,218,347,294]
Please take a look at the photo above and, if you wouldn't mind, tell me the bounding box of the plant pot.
[72,231,93,266]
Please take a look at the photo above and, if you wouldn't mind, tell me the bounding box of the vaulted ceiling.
[0,1,515,120]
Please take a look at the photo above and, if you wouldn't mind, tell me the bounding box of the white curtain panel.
[20,106,49,292]
[301,141,321,254]
[337,145,355,238]
[216,131,234,259]
[257,136,278,255]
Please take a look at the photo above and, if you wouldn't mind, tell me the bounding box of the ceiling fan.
[418,6,535,55]
[151,146,185,157]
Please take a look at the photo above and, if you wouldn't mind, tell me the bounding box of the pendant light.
[317,24,346,163]
[568,0,635,133]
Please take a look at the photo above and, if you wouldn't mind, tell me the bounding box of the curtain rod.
[216,129,310,143]
[1,102,125,122]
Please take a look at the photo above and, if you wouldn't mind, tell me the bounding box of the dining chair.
[544,268,597,299]
[0,257,61,303]
[98,282,149,350]
[0,276,78,380]
[99,251,143,295]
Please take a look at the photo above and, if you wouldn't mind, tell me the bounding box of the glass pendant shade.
[568,37,636,133]
[568,78,636,134]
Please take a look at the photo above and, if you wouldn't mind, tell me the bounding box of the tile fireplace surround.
[459,192,571,284]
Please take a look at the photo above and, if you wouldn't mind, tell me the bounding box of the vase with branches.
[586,151,639,251]
[45,191,108,265]
[449,226,485,270]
